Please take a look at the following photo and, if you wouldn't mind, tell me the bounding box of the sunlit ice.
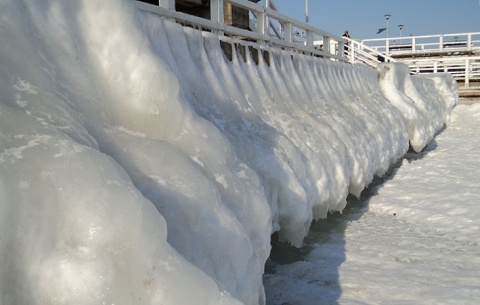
[0,0,458,304]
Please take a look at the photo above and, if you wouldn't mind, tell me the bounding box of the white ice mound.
[378,62,458,152]
[0,0,458,304]
[0,105,242,305]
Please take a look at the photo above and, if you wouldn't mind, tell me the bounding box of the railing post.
[433,61,438,73]
[256,7,267,45]
[337,40,345,56]
[263,0,270,36]
[349,41,355,63]
[159,0,175,10]
[323,35,330,54]
[210,0,224,36]
[284,22,292,43]
[306,29,314,48]
[465,58,470,87]
[439,34,444,51]
[210,0,224,24]
[411,37,416,53]
[467,33,472,51]
[257,9,266,36]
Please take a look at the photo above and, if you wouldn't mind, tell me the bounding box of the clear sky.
[271,0,480,39]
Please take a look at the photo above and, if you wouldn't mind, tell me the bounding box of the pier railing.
[345,37,396,68]
[136,0,347,62]
[136,1,479,89]
[361,32,480,56]
[405,56,480,87]
[359,32,480,87]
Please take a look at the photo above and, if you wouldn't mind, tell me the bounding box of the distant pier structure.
[359,33,480,102]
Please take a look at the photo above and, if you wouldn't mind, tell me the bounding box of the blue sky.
[270,0,480,39]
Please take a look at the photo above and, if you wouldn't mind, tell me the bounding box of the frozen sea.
[264,102,480,305]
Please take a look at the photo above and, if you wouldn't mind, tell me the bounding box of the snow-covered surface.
[264,103,480,304]
[0,0,457,304]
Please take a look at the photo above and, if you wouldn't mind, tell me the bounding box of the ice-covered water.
[0,0,458,304]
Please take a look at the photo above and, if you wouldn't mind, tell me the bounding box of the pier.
[136,0,347,62]
[137,0,479,102]
[359,33,480,102]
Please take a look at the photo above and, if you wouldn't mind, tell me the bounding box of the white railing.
[136,0,347,62]
[249,0,283,41]
[361,32,480,56]
[345,38,396,68]
[136,1,480,87]
[405,56,480,87]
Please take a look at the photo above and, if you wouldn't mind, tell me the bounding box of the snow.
[264,103,480,304]
[0,0,458,304]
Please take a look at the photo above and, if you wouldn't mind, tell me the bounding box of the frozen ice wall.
[378,63,458,151]
[0,0,457,304]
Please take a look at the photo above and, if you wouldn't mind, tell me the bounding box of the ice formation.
[0,0,457,304]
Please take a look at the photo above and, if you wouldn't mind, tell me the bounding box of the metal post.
[323,35,330,54]
[284,22,292,43]
[263,0,270,35]
[398,24,404,43]
[385,14,391,55]
[257,10,266,37]
[350,42,355,62]
[337,40,344,56]
[385,14,391,38]
[306,29,313,48]
[305,0,309,24]
[210,0,224,24]
[465,58,470,87]
[159,0,174,10]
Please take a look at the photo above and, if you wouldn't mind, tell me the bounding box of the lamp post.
[384,14,391,54]
[384,14,391,39]
[305,0,309,24]
[398,24,404,43]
